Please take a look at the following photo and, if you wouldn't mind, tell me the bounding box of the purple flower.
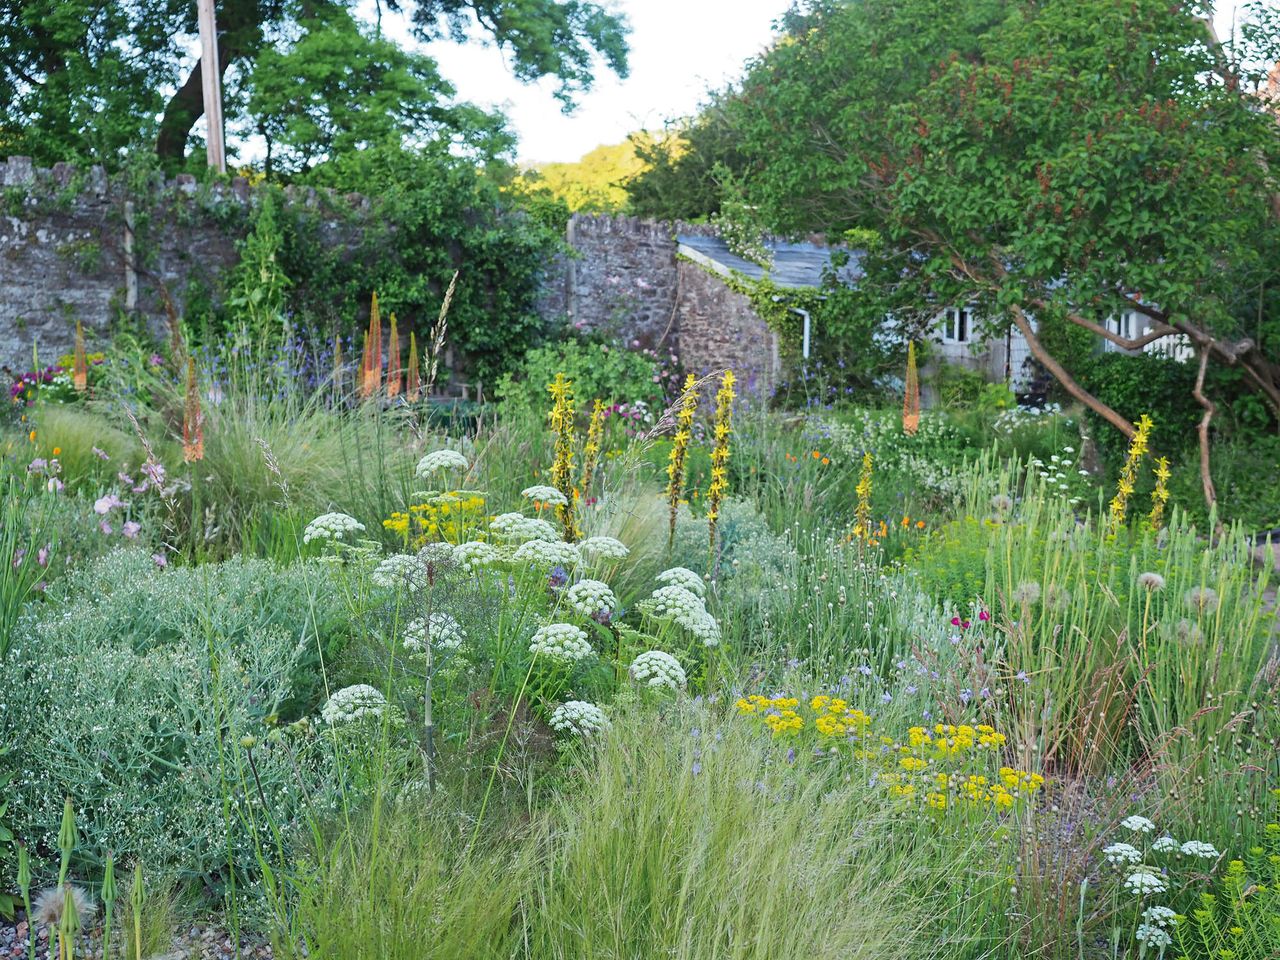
[152,552,168,568]
[11,548,26,569]
[27,458,47,475]
[691,761,702,775]
[92,446,110,461]
[786,747,796,763]
[94,493,126,515]
[881,692,893,704]
[547,565,569,589]
[98,520,113,535]
[1015,671,1030,684]
[121,521,142,540]
[858,664,873,676]
[980,687,991,700]
[36,544,50,567]
[959,688,973,704]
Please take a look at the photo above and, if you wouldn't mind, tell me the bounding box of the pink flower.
[152,552,168,568]
[121,521,141,539]
[37,544,50,567]
[978,610,990,622]
[94,493,126,514]
[12,548,26,569]
[950,616,961,626]
[46,477,64,493]
[98,520,113,535]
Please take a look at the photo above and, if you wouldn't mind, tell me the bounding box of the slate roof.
[676,233,863,289]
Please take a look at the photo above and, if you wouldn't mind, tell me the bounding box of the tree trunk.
[1008,304,1136,439]
[1191,347,1218,515]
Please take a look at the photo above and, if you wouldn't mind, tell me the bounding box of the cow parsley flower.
[520,484,567,506]
[578,536,630,560]
[453,540,498,573]
[513,539,581,569]
[642,585,721,645]
[565,579,616,617]
[1103,843,1144,866]
[371,554,426,591]
[415,449,469,477]
[1152,836,1179,854]
[321,684,387,724]
[629,650,686,690]
[656,566,706,597]
[1121,815,1157,834]
[1134,924,1172,949]
[1142,906,1177,928]
[490,512,558,543]
[1123,871,1168,897]
[529,623,593,662]
[403,613,465,653]
[303,512,366,544]
[1180,840,1219,859]
[550,700,609,738]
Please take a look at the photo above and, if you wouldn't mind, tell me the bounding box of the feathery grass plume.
[1148,455,1171,530]
[580,397,606,502]
[386,311,402,397]
[666,373,700,549]
[72,320,88,392]
[902,341,919,436]
[852,452,874,543]
[547,372,580,541]
[707,370,736,567]
[424,271,458,397]
[182,357,204,462]
[406,330,421,401]
[1108,414,1154,533]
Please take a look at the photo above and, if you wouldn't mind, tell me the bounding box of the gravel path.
[0,916,274,960]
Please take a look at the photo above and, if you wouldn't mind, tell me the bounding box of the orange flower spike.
[367,292,383,396]
[358,331,373,399]
[182,357,204,462]
[72,320,88,392]
[903,341,920,435]
[386,311,402,398]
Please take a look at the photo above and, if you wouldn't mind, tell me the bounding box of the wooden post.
[197,0,226,173]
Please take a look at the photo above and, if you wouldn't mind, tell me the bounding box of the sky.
[406,1,795,165]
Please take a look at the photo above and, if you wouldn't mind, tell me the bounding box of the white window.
[1108,310,1138,341]
[939,306,973,344]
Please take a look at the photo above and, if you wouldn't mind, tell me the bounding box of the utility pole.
[197,0,227,173]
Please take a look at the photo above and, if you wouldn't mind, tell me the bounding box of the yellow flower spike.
[1108,413,1154,534]
[666,374,700,549]
[580,398,606,502]
[546,372,581,541]
[707,369,736,567]
[852,452,873,544]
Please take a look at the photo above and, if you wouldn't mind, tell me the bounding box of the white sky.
[247,2,1246,168]
[408,1,794,164]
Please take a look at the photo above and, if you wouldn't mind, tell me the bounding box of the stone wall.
[0,155,367,372]
[546,212,777,391]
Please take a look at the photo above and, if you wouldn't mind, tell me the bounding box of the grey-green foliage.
[0,549,348,885]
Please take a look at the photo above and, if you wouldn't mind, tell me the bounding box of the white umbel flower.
[303,512,365,543]
[550,700,609,738]
[578,536,630,560]
[629,650,686,690]
[404,613,466,653]
[1103,843,1143,866]
[490,512,559,543]
[1180,840,1219,859]
[642,585,721,646]
[1121,815,1157,834]
[513,539,581,569]
[529,623,593,662]
[321,684,387,724]
[1123,871,1168,897]
[1152,836,1179,854]
[371,554,426,591]
[415,449,469,477]
[453,540,498,573]
[656,566,706,597]
[565,579,616,617]
[1134,924,1172,949]
[520,484,568,506]
[1142,906,1177,928]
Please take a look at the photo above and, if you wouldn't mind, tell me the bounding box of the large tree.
[0,0,629,168]
[730,0,1280,507]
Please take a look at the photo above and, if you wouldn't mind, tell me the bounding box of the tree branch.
[1029,297,1179,350]
[1191,346,1217,513]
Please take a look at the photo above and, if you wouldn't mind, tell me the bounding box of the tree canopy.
[0,0,629,169]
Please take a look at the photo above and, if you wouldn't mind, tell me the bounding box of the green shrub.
[0,550,350,886]
[495,337,665,412]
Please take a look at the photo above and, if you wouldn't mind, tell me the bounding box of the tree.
[0,0,629,168]
[730,0,1280,508]
[516,136,652,213]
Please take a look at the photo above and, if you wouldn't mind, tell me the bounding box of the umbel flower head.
[1122,870,1168,897]
[415,449,469,478]
[529,623,594,662]
[656,566,706,597]
[304,512,365,544]
[578,536,630,560]
[404,612,466,653]
[321,684,389,724]
[565,579,616,618]
[371,554,427,591]
[490,512,558,543]
[550,700,609,738]
[629,650,687,690]
[641,584,721,646]
[513,539,582,569]
[1120,815,1156,834]
[453,540,498,573]
[521,484,568,507]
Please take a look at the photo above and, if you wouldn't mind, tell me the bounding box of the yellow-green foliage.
[517,135,659,212]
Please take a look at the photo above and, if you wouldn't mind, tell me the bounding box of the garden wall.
[543,213,778,392]
[0,155,366,372]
